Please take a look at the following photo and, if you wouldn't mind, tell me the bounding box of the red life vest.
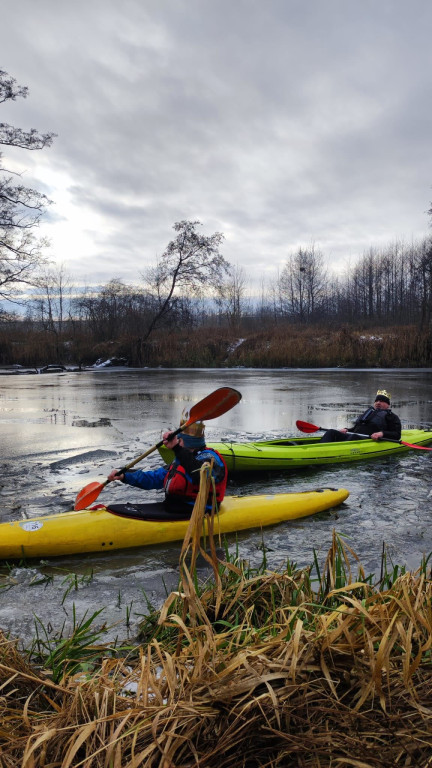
[163,449,227,505]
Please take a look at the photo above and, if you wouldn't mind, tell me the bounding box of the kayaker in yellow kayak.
[107,411,228,516]
[319,389,402,443]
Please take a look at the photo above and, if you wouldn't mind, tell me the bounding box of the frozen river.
[1,366,432,647]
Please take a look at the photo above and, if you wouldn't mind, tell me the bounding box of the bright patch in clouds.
[1,0,431,291]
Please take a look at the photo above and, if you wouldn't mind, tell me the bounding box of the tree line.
[1,69,432,367]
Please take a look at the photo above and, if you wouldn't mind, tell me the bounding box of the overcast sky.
[2,0,432,290]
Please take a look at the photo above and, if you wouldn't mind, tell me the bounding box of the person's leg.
[163,497,194,516]
[319,429,349,443]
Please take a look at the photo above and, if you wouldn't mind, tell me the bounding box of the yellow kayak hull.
[0,488,349,559]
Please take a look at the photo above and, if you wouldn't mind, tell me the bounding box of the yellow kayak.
[0,488,349,559]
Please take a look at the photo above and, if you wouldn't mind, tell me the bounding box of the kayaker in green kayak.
[319,389,402,443]
[107,411,228,515]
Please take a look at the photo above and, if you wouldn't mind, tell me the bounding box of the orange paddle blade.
[74,481,107,511]
[399,440,432,451]
[296,420,322,433]
[185,387,242,424]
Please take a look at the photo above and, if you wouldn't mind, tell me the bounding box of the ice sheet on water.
[49,449,118,470]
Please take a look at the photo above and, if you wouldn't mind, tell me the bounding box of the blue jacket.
[123,465,167,490]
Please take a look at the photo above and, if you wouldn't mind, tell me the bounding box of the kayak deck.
[158,429,432,471]
[0,487,349,559]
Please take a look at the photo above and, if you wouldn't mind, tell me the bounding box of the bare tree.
[141,220,230,342]
[73,279,152,341]
[414,237,432,331]
[31,264,71,336]
[278,245,327,322]
[215,264,248,330]
[0,70,55,305]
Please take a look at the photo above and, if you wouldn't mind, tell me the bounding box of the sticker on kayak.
[19,521,43,532]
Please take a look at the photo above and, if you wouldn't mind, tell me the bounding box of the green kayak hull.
[158,429,432,472]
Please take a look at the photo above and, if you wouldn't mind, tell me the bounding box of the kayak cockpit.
[106,502,192,522]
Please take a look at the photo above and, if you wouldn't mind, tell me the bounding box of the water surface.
[1,367,431,646]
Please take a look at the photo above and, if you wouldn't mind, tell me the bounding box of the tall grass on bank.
[2,323,432,368]
[0,467,431,766]
[222,325,432,368]
[82,323,432,368]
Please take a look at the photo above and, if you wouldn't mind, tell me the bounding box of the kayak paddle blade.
[296,420,322,433]
[74,481,106,511]
[400,440,432,451]
[185,387,242,425]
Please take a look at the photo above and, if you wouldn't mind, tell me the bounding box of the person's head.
[178,408,206,450]
[374,389,391,410]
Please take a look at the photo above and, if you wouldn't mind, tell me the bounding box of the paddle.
[295,420,432,451]
[74,387,242,510]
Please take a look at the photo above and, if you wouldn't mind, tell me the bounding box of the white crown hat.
[179,408,205,437]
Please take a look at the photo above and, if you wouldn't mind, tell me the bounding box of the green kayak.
[158,429,432,472]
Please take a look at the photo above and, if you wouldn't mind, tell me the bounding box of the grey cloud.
[1,0,431,287]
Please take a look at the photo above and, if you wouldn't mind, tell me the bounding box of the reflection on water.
[1,367,432,646]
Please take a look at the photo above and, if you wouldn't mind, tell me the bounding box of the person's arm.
[370,412,402,441]
[108,466,167,490]
[381,412,402,441]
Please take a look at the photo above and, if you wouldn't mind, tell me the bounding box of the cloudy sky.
[2,0,431,290]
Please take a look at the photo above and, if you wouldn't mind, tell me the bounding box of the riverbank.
[1,545,431,766]
[1,483,432,767]
[2,323,432,369]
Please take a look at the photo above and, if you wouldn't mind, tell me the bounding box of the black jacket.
[351,407,402,440]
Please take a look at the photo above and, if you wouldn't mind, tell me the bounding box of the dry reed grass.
[3,322,432,368]
[0,466,431,767]
[135,324,432,368]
